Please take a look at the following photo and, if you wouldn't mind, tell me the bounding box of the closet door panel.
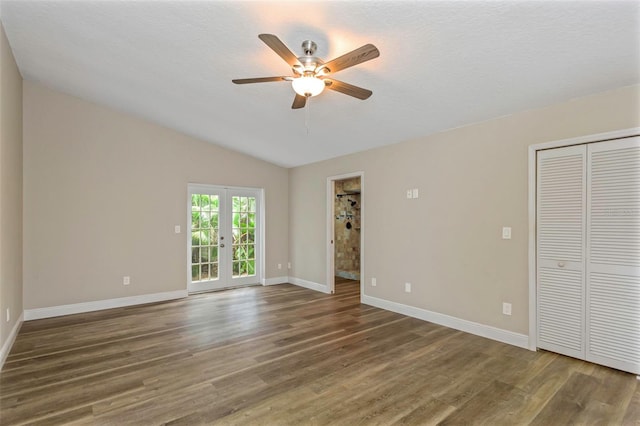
[538,267,584,353]
[537,145,586,359]
[586,137,640,374]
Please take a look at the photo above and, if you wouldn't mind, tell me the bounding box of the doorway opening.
[327,172,363,298]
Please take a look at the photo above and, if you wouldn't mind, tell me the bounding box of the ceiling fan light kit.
[232,34,379,109]
[292,75,325,97]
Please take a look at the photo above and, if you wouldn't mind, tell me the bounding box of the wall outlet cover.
[405,282,411,293]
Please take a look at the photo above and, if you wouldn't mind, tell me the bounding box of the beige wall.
[0,21,23,351]
[289,85,640,335]
[23,81,288,309]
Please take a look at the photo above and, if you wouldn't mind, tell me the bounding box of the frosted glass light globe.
[292,76,325,97]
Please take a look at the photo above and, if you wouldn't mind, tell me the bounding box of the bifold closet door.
[586,137,640,374]
[537,137,640,375]
[537,145,587,360]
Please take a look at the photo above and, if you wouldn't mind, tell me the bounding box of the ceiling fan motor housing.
[297,56,324,74]
[298,40,331,76]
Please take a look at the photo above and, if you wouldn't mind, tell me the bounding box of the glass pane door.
[191,193,220,283]
[188,185,261,293]
[231,195,257,282]
[229,190,260,285]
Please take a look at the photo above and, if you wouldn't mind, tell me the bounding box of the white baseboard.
[24,290,188,321]
[262,276,289,286]
[288,277,330,294]
[362,294,530,350]
[1,312,24,370]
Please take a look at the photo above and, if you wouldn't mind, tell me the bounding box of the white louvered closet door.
[537,145,587,360]
[586,136,640,374]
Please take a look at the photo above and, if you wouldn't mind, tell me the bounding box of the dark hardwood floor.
[334,276,359,295]
[1,281,638,425]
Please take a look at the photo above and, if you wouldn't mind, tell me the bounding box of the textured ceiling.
[1,1,639,167]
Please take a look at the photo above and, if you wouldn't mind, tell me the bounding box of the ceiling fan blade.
[292,94,307,109]
[232,76,289,84]
[324,79,372,100]
[323,44,379,74]
[258,34,302,68]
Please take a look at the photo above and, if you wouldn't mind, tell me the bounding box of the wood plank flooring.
[1,280,638,425]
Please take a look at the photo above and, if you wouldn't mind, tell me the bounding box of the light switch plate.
[174,225,181,234]
[372,278,377,287]
[405,282,411,293]
[503,302,512,315]
[406,189,413,199]
[502,227,512,239]
[412,188,419,198]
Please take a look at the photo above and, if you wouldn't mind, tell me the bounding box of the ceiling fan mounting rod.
[301,40,317,56]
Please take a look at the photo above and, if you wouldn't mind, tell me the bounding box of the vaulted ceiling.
[1,1,638,167]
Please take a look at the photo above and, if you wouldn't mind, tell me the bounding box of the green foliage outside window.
[191,194,256,281]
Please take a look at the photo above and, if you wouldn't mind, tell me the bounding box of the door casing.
[326,171,364,299]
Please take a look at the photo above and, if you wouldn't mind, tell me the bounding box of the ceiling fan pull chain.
[305,99,310,135]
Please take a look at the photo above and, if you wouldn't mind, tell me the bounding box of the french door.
[188,184,262,293]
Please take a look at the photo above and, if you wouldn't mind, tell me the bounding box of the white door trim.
[326,171,364,300]
[527,127,640,351]
[187,183,264,294]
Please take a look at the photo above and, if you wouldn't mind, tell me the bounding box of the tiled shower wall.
[335,177,361,280]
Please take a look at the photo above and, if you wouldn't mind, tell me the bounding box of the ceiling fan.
[232,34,380,109]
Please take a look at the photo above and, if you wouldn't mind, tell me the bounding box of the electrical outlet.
[405,282,411,293]
[123,276,130,286]
[277,263,282,270]
[6,308,9,323]
[372,277,377,287]
[503,302,512,316]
